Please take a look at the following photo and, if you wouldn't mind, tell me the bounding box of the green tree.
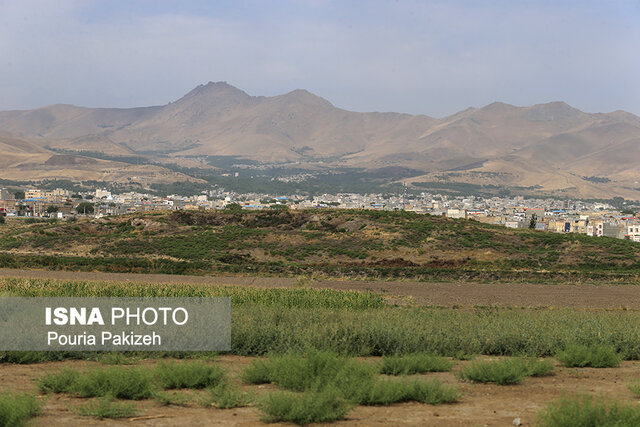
[0,215,5,224]
[14,190,25,200]
[529,213,537,229]
[224,203,243,212]
[76,202,94,215]
[46,206,59,214]
[270,204,289,210]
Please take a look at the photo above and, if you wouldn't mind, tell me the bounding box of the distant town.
[1,186,639,243]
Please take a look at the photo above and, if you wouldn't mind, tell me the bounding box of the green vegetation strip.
[3,278,640,361]
[39,361,229,399]
[0,277,384,309]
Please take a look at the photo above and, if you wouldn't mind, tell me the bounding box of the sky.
[0,0,639,117]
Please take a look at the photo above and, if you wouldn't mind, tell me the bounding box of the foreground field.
[3,278,640,426]
[4,355,640,426]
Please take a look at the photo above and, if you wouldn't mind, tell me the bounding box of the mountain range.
[1,81,639,199]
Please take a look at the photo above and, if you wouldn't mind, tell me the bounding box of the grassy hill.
[0,209,638,283]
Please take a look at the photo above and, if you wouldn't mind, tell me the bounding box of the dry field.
[3,355,639,426]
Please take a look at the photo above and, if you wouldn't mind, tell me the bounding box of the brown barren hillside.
[1,82,639,198]
[0,132,197,185]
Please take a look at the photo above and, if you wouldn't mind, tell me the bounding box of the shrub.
[39,367,80,393]
[75,396,137,419]
[240,359,272,384]
[458,358,529,385]
[556,345,621,368]
[153,390,191,406]
[249,351,377,392]
[201,382,252,409]
[243,351,459,407]
[0,392,41,427]
[526,358,556,377]
[628,381,640,397]
[257,389,351,425]
[353,378,459,406]
[155,361,225,389]
[71,367,153,400]
[380,354,454,375]
[457,358,553,385]
[538,395,640,426]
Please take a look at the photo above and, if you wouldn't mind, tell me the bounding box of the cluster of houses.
[453,207,640,243]
[1,186,638,242]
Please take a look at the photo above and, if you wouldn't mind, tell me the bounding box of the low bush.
[155,361,225,389]
[538,395,640,426]
[39,367,79,393]
[75,396,137,419]
[241,359,272,384]
[41,366,153,400]
[380,354,454,375]
[241,351,376,392]
[628,381,640,397]
[201,382,252,409]
[556,345,621,368]
[257,389,351,426]
[153,390,191,407]
[0,392,41,427]
[242,351,459,407]
[353,378,459,406]
[457,358,552,385]
[525,358,555,377]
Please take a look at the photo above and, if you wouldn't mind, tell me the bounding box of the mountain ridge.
[0,82,639,199]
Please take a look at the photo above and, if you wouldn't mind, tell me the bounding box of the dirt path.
[1,268,640,309]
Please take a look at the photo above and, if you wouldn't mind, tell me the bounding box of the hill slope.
[0,210,638,283]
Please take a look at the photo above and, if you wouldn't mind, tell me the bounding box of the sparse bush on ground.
[257,389,352,426]
[241,351,459,407]
[457,358,553,385]
[155,360,225,389]
[525,358,556,377]
[40,366,153,400]
[556,345,621,368]
[537,395,640,426]
[201,382,252,409]
[153,390,192,406]
[74,396,137,419]
[628,381,640,397]
[241,359,272,384]
[0,392,41,427]
[39,367,79,393]
[351,377,459,406]
[380,353,454,375]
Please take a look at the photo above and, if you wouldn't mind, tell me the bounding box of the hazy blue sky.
[1,0,638,116]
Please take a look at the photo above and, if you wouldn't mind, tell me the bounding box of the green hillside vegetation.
[0,209,639,282]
